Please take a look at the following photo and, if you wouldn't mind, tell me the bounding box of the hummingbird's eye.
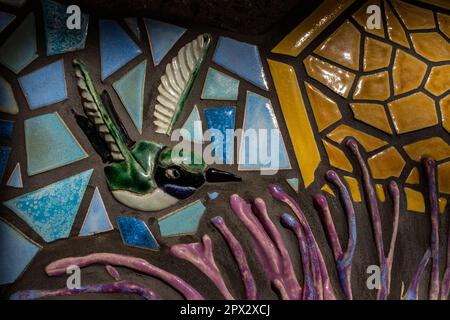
[165,168,180,179]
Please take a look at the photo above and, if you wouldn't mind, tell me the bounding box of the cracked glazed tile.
[411,33,450,62]
[344,176,362,202]
[440,198,447,214]
[6,162,22,188]
[321,184,335,197]
[124,17,140,40]
[353,0,384,38]
[25,113,88,176]
[350,103,392,134]
[327,125,388,152]
[268,59,321,188]
[405,188,425,213]
[0,119,14,141]
[180,105,203,144]
[314,20,361,71]
[406,167,420,184]
[42,0,89,56]
[0,76,18,115]
[144,19,186,66]
[286,178,299,192]
[304,82,342,132]
[19,59,67,110]
[385,1,410,48]
[364,37,392,72]
[204,107,236,164]
[388,92,438,134]
[441,95,450,133]
[201,67,239,100]
[213,37,268,90]
[425,65,450,96]
[304,55,355,98]
[117,217,159,250]
[391,0,435,30]
[113,60,146,134]
[3,169,93,242]
[393,49,427,96]
[0,11,15,32]
[99,19,142,80]
[403,137,450,161]
[0,220,40,285]
[238,91,291,171]
[368,146,405,179]
[438,162,450,195]
[79,187,113,237]
[353,71,390,101]
[0,146,11,182]
[158,200,206,237]
[0,13,37,74]
[438,13,450,38]
[376,184,385,202]
[322,139,353,173]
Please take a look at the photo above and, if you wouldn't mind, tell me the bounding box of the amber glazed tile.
[327,125,388,152]
[405,187,425,213]
[441,94,450,133]
[438,13,450,38]
[406,167,420,184]
[344,176,362,202]
[304,82,342,132]
[419,0,450,10]
[304,56,355,98]
[376,184,385,202]
[364,37,392,72]
[388,92,438,134]
[425,65,450,96]
[353,71,390,101]
[322,139,353,172]
[268,59,321,188]
[410,33,450,62]
[321,184,335,196]
[368,146,405,179]
[438,162,450,194]
[393,49,427,96]
[385,1,410,48]
[353,0,385,38]
[391,0,435,30]
[314,20,361,71]
[350,103,393,134]
[439,198,447,214]
[403,137,450,161]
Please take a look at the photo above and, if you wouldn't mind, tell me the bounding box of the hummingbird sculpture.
[73,59,241,212]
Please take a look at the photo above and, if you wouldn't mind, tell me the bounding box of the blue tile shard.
[19,59,67,110]
[0,13,38,74]
[201,67,239,100]
[0,11,15,32]
[99,19,142,80]
[213,37,268,90]
[6,162,23,188]
[204,107,236,164]
[207,192,219,200]
[0,76,19,115]
[0,146,11,182]
[286,178,299,193]
[117,217,159,250]
[113,60,146,133]
[238,91,291,171]
[0,119,14,141]
[41,0,89,56]
[25,113,88,176]
[158,200,206,237]
[180,105,203,144]
[3,169,93,242]
[0,219,40,285]
[124,17,140,40]
[79,187,113,236]
[144,19,186,66]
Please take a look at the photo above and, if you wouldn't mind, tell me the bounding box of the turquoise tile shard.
[0,219,40,285]
[0,11,15,32]
[0,146,11,181]
[3,169,93,242]
[0,76,19,114]
[180,105,203,144]
[158,200,206,237]
[25,112,88,176]
[0,13,37,74]
[201,67,239,100]
[238,91,291,171]
[286,178,299,193]
[213,37,268,90]
[113,60,146,133]
[207,191,219,200]
[19,59,67,110]
[0,0,26,7]
[144,19,186,66]
[117,217,159,250]
[79,187,113,236]
[0,119,14,141]
[6,162,23,188]
[124,17,140,40]
[204,107,236,164]
[99,19,142,80]
[41,0,89,56]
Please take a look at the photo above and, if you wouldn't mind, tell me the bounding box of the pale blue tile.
[144,19,186,66]
[0,220,40,285]
[180,105,203,144]
[0,76,19,115]
[201,68,239,100]
[79,187,113,236]
[113,60,146,133]
[286,178,299,193]
[213,37,268,90]
[124,17,140,40]
[158,200,206,237]
[117,217,159,250]
[0,119,14,141]
[207,192,219,200]
[0,11,15,32]
[25,113,88,176]
[0,146,11,181]
[19,59,67,110]
[99,19,142,80]
[204,107,236,164]
[239,91,291,171]
[3,169,93,242]
[0,13,38,74]
[6,162,22,188]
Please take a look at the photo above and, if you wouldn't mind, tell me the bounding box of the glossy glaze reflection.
[368,147,406,179]
[363,37,392,72]
[353,71,390,101]
[350,103,393,134]
[403,137,450,161]
[393,49,427,96]
[425,65,450,96]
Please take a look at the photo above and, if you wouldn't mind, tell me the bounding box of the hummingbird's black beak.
[205,168,242,183]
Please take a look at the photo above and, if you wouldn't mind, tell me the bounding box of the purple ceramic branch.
[402,249,431,300]
[386,181,400,292]
[106,265,121,281]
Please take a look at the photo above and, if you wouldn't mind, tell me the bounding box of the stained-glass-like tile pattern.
[385,1,410,48]
[353,71,390,101]
[322,140,353,173]
[0,11,15,32]
[117,217,159,250]
[438,13,450,38]
[0,119,14,141]
[393,50,427,96]
[201,68,239,100]
[204,106,236,164]
[364,37,392,72]
[158,200,206,237]
[3,169,93,242]
[327,125,388,152]
[0,76,19,115]
[405,187,425,213]
[403,137,450,161]
[438,162,450,195]
[6,162,23,188]
[425,65,450,96]
[180,105,203,144]
[392,0,435,30]
[410,33,450,62]
[350,103,392,134]
[368,147,405,179]
[305,82,342,132]
[0,146,11,182]
[79,187,113,237]
[353,0,384,37]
